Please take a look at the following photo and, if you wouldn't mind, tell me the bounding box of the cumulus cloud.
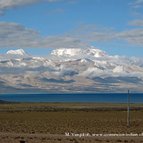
[129,20,143,26]
[0,22,88,48]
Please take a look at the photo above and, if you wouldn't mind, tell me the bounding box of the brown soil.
[0,103,143,143]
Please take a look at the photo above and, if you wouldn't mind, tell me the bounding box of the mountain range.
[0,47,143,93]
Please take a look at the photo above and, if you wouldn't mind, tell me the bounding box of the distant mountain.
[0,47,143,93]
[0,49,30,62]
[51,47,107,60]
[6,49,27,56]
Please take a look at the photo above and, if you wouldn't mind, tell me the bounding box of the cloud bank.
[0,22,87,48]
[129,20,143,26]
[70,24,143,47]
[0,22,143,49]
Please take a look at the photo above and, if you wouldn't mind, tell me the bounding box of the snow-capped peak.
[6,49,27,56]
[86,47,107,58]
[50,46,107,58]
[51,48,82,57]
[0,46,143,93]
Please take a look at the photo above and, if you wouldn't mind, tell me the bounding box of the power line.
[127,89,130,127]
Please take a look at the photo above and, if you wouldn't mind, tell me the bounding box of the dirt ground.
[0,103,143,143]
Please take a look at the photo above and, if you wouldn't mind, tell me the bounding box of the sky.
[0,0,143,57]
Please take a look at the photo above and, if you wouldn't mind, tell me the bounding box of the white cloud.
[69,24,116,42]
[0,0,37,14]
[129,20,143,26]
[69,24,143,47]
[42,36,88,48]
[0,22,87,48]
[0,22,40,48]
[130,0,143,8]
[0,0,65,14]
[1,22,143,49]
[118,29,143,46]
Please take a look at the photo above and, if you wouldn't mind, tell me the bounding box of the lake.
[0,93,143,103]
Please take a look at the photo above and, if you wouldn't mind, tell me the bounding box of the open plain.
[0,103,143,143]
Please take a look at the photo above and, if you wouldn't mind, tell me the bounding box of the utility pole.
[127,90,130,127]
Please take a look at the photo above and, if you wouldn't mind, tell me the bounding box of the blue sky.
[0,0,143,57]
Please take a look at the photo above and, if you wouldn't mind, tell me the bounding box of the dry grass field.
[0,103,143,143]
